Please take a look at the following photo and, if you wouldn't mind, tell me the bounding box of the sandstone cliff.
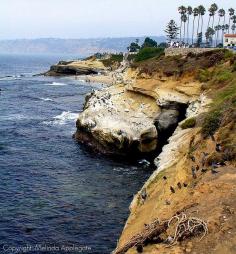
[113,50,236,253]
[49,49,236,253]
[74,50,224,156]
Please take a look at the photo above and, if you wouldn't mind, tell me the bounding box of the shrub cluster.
[101,54,123,67]
[201,110,222,137]
[134,47,164,62]
[180,117,196,129]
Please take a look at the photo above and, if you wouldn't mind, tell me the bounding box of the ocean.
[0,54,150,254]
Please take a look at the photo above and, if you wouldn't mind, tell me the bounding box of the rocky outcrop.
[74,84,161,155]
[73,55,207,155]
[45,59,108,76]
[74,73,205,155]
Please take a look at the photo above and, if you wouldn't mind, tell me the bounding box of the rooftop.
[224,34,236,38]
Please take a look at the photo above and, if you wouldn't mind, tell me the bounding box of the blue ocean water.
[0,54,150,254]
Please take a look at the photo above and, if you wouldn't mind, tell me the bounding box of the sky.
[0,0,234,39]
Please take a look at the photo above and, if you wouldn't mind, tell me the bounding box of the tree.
[196,5,205,45]
[205,27,215,47]
[232,24,236,34]
[192,7,199,45]
[178,6,187,42]
[127,41,140,52]
[228,8,235,33]
[199,5,206,35]
[224,24,229,41]
[216,9,225,47]
[181,14,188,42]
[186,6,193,44]
[207,5,214,29]
[165,20,179,42]
[231,15,236,34]
[221,24,229,44]
[141,37,157,48]
[158,42,168,48]
[196,32,203,47]
[210,3,218,29]
[207,4,217,44]
[214,25,221,46]
[221,24,226,44]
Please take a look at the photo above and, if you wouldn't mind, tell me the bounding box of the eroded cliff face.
[74,61,204,156]
[75,84,160,155]
[113,50,236,254]
[71,49,236,253]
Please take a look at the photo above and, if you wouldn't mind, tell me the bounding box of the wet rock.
[138,159,151,168]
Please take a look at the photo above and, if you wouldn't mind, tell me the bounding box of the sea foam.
[43,111,78,125]
[40,97,53,102]
[45,82,68,86]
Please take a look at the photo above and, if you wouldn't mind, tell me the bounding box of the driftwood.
[113,220,168,254]
[167,213,208,246]
[113,213,208,254]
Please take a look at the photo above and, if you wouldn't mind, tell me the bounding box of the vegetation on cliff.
[116,49,236,254]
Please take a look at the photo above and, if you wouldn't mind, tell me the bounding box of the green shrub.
[201,110,222,137]
[197,69,212,82]
[181,117,196,129]
[101,54,123,67]
[134,47,164,62]
[215,70,233,83]
[127,54,136,62]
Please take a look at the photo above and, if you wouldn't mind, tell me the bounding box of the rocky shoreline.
[47,49,236,254]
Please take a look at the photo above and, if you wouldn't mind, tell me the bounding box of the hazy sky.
[0,0,234,39]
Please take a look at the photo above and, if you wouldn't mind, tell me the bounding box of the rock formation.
[45,59,108,76]
[74,84,161,155]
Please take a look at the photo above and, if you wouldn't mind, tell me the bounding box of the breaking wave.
[40,97,54,102]
[45,82,68,86]
[43,111,79,125]
[0,75,24,81]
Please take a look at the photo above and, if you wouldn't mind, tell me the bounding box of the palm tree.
[196,5,205,44]
[186,6,193,44]
[210,3,218,29]
[214,25,221,46]
[207,6,214,29]
[232,24,236,34]
[224,24,229,32]
[178,6,187,42]
[221,24,226,44]
[224,24,229,41]
[228,8,235,33]
[192,7,199,45]
[199,6,206,35]
[205,27,215,47]
[182,14,188,43]
[231,15,236,34]
[216,9,225,46]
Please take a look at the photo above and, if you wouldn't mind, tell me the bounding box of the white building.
[224,34,236,48]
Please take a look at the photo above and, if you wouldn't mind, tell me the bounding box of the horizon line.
[0,35,166,41]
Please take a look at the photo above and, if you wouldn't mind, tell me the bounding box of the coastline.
[46,49,236,254]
